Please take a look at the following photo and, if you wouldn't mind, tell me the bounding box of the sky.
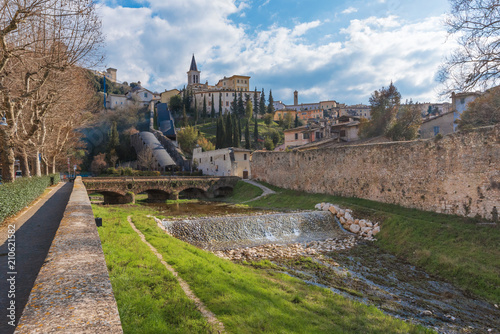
[98,0,455,105]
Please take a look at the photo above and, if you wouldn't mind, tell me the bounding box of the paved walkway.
[0,182,73,334]
[241,179,276,203]
[128,216,225,333]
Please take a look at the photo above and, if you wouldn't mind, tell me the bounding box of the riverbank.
[232,181,500,305]
[94,204,430,333]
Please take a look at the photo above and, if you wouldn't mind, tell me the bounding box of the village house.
[160,89,180,104]
[419,91,481,139]
[192,147,251,178]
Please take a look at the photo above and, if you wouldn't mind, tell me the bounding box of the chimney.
[294,90,298,105]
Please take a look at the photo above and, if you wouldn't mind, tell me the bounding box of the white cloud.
[99,1,453,104]
[342,7,358,14]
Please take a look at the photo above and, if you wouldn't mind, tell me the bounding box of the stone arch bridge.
[82,176,240,204]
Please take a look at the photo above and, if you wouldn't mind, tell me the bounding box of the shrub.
[0,176,53,222]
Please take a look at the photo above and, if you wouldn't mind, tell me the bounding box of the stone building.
[192,147,251,178]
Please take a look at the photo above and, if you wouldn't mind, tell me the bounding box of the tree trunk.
[51,156,56,174]
[34,150,42,177]
[19,147,31,177]
[1,132,15,182]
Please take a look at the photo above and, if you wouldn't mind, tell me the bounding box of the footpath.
[241,179,276,203]
[0,182,73,334]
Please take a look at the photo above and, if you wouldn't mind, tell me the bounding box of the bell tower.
[187,54,201,86]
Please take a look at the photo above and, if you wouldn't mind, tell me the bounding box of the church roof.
[189,54,198,71]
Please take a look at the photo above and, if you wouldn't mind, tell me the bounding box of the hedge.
[0,174,59,223]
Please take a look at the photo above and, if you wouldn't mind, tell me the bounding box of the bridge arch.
[138,189,174,202]
[87,190,135,204]
[178,187,207,199]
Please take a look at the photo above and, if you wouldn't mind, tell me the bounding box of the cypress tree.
[295,114,299,127]
[253,87,259,116]
[211,95,215,119]
[202,96,207,121]
[260,88,266,115]
[267,89,275,114]
[194,96,198,124]
[245,119,250,149]
[232,114,239,147]
[231,92,237,114]
[238,92,244,116]
[182,105,188,126]
[253,114,259,145]
[225,113,233,148]
[219,93,223,117]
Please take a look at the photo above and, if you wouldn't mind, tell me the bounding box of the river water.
[147,201,500,334]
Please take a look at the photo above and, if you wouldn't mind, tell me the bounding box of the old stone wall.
[251,125,500,220]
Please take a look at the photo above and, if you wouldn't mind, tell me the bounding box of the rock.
[340,217,346,225]
[366,221,373,227]
[373,226,380,235]
[358,220,367,228]
[344,212,353,221]
[314,203,322,210]
[323,203,331,211]
[349,224,360,233]
[361,226,371,233]
[320,202,325,209]
[420,310,433,316]
[328,206,337,215]
[354,219,359,224]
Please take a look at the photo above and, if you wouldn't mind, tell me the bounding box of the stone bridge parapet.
[82,176,240,204]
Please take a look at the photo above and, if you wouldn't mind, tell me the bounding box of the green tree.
[386,103,422,141]
[182,105,189,127]
[260,89,266,115]
[267,89,275,114]
[253,87,259,116]
[225,114,233,147]
[457,86,500,129]
[216,116,225,149]
[360,82,401,138]
[245,120,250,149]
[194,96,198,124]
[238,92,245,116]
[232,114,240,148]
[202,97,207,121]
[264,136,275,150]
[294,114,300,127]
[177,126,199,157]
[169,95,183,115]
[211,95,216,120]
[218,94,223,117]
[253,115,259,147]
[106,121,120,166]
[263,113,274,126]
[245,100,253,120]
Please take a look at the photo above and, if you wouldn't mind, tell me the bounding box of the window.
[237,79,240,83]
[216,165,218,171]
[434,126,440,136]
[340,130,346,137]
[295,133,299,140]
[223,155,226,160]
[199,158,201,163]
[226,101,229,106]
[244,154,247,160]
[303,133,310,139]
[210,156,213,162]
[144,93,148,98]
[460,98,465,104]
[226,93,228,96]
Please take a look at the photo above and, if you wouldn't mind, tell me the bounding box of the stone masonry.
[251,125,500,220]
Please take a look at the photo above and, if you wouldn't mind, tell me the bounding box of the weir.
[162,211,349,250]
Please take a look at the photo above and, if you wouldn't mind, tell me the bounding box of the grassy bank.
[235,181,500,304]
[94,205,216,333]
[95,204,431,333]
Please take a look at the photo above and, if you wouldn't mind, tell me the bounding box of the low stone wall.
[251,126,500,220]
[15,177,122,333]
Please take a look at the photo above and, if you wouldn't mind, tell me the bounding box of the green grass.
[223,181,263,203]
[94,205,216,333]
[95,204,431,334]
[234,181,500,304]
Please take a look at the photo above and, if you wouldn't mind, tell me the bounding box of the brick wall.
[251,125,500,219]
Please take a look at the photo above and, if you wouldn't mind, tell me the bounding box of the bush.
[0,176,53,222]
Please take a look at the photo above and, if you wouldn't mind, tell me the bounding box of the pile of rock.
[314,202,380,240]
[212,236,358,261]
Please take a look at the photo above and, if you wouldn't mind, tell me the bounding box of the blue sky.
[98,0,454,105]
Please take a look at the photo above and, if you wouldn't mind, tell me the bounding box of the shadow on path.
[0,182,73,333]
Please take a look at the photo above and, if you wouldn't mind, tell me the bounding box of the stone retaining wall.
[15,177,123,333]
[251,126,500,220]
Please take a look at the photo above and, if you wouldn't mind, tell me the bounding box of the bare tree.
[137,146,156,171]
[0,0,103,182]
[440,0,500,93]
